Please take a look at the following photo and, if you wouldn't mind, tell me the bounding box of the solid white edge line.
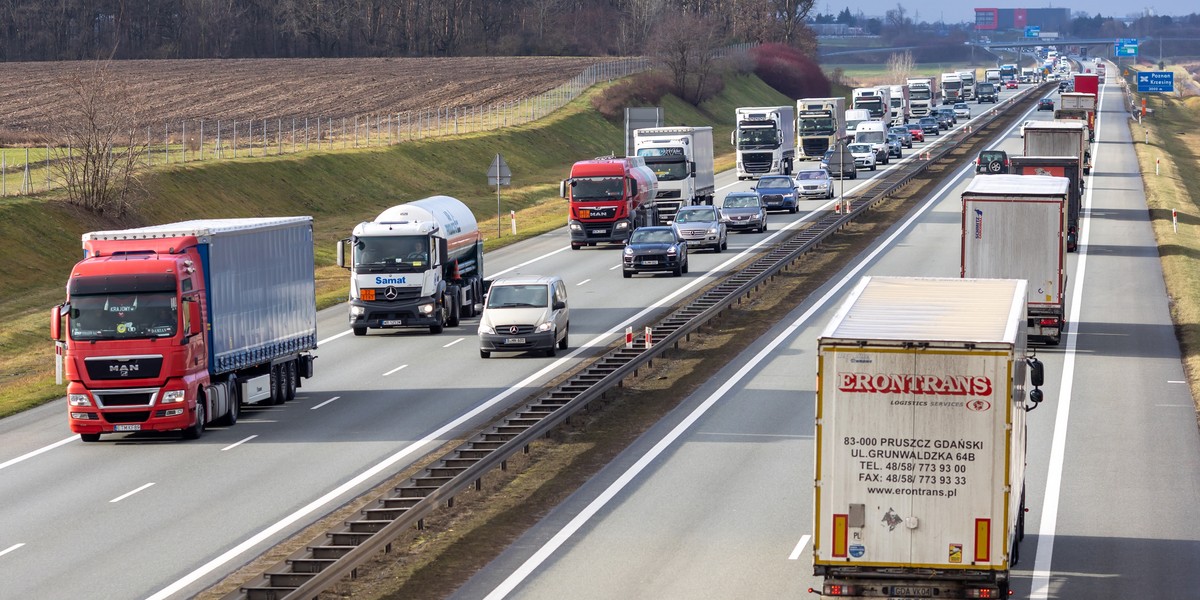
[310,396,341,410]
[789,535,812,561]
[442,338,464,348]
[110,482,155,503]
[1030,72,1107,599]
[383,364,408,376]
[576,279,591,286]
[317,329,352,346]
[0,436,76,472]
[0,543,25,558]
[480,110,1026,599]
[220,436,257,452]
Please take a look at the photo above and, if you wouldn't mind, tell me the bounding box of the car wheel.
[80,433,101,442]
[571,243,581,250]
[790,205,798,214]
[674,262,683,276]
[623,270,632,279]
[988,161,1003,173]
[480,349,490,358]
[559,326,569,350]
[682,256,689,273]
[721,236,728,251]
[352,327,366,336]
[545,340,557,357]
[870,164,876,171]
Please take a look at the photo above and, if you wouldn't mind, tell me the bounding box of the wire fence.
[0,56,657,198]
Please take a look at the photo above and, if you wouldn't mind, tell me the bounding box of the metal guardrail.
[222,81,1051,600]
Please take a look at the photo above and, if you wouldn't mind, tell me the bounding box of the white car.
[847,143,877,171]
[953,103,971,119]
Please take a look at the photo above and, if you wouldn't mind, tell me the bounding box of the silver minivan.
[478,275,569,358]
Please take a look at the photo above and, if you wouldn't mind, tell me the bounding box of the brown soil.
[0,56,610,137]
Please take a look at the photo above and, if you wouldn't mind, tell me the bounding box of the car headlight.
[419,303,435,315]
[478,324,495,335]
[69,393,92,407]
[160,389,186,404]
[667,246,678,255]
[624,246,634,255]
[535,322,554,333]
[707,226,718,235]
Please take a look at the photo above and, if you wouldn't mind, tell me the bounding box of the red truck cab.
[561,156,658,250]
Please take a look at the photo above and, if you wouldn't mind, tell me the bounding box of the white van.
[478,275,569,358]
[853,120,890,164]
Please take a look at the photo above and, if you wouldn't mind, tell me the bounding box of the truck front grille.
[84,356,163,381]
[802,138,830,155]
[103,411,152,424]
[94,389,158,408]
[742,152,773,173]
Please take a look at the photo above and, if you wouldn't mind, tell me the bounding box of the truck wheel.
[80,433,101,442]
[285,361,297,402]
[353,327,367,336]
[446,289,460,328]
[270,365,286,405]
[430,307,445,334]
[214,378,240,426]
[182,401,205,440]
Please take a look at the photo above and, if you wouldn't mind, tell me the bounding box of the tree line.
[0,0,817,62]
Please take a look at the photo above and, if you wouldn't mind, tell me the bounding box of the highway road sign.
[1137,71,1175,93]
[1025,26,1041,38]
[488,153,511,186]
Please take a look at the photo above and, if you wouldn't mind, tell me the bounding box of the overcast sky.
[812,2,1195,24]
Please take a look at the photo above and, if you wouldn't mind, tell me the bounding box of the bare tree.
[48,63,149,217]
[887,50,915,84]
[652,10,722,104]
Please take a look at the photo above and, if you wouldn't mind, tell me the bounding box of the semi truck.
[984,68,1001,85]
[852,86,891,121]
[340,196,485,335]
[906,76,938,118]
[940,72,962,104]
[52,217,319,441]
[1010,156,1083,252]
[961,175,1070,345]
[1024,120,1091,174]
[633,126,715,221]
[844,109,872,136]
[958,69,977,101]
[888,84,909,124]
[797,97,847,160]
[999,63,1018,81]
[560,156,659,247]
[813,275,1047,599]
[732,106,796,179]
[1055,92,1096,141]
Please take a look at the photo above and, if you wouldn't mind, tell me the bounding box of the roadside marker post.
[1173,208,1178,233]
[644,327,653,349]
[625,327,633,348]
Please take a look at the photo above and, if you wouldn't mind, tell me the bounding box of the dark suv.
[976,82,998,103]
[975,150,1010,174]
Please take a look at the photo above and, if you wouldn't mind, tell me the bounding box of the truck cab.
[562,156,659,248]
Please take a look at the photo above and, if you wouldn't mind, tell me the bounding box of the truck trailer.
[797,97,847,160]
[1054,93,1096,141]
[340,195,485,335]
[560,156,659,247]
[1024,120,1091,174]
[813,275,1047,599]
[53,217,319,441]
[633,126,715,221]
[1010,156,1083,252]
[733,106,796,179]
[961,175,1070,345]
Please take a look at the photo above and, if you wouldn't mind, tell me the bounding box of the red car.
[904,122,925,142]
[1005,79,1019,89]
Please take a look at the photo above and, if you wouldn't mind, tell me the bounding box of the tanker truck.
[338,195,485,336]
[51,217,319,441]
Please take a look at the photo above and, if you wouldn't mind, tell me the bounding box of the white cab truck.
[984,68,1001,85]
[813,275,1047,600]
[888,84,909,124]
[844,109,872,136]
[797,97,847,160]
[633,126,715,221]
[958,69,977,101]
[1023,120,1091,174]
[906,77,938,118]
[339,195,484,336]
[852,86,892,122]
[732,106,796,179]
[940,72,962,104]
[961,175,1070,345]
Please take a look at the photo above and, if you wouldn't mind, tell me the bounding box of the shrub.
[751,43,832,99]
[592,72,674,121]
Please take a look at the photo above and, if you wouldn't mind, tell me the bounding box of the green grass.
[0,72,790,419]
[828,62,979,87]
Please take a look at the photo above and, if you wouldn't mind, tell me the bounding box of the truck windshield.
[736,126,779,149]
[355,236,429,271]
[70,292,177,341]
[638,156,689,182]
[910,89,930,100]
[799,117,834,134]
[570,177,625,200]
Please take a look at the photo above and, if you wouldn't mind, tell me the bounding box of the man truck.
[52,217,319,441]
[961,175,1071,345]
[339,195,485,335]
[940,72,962,104]
[797,97,847,161]
[1024,120,1091,174]
[813,275,1047,599]
[906,77,938,118]
[633,126,715,221]
[732,106,795,179]
[560,156,659,247]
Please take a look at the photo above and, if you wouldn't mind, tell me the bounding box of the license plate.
[504,337,525,344]
[591,229,605,234]
[114,424,141,432]
[890,586,934,596]
[642,260,659,265]
[382,319,404,326]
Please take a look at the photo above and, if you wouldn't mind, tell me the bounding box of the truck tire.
[80,433,101,442]
[214,378,240,426]
[182,400,205,440]
[271,365,286,405]
[285,361,297,402]
[446,288,460,328]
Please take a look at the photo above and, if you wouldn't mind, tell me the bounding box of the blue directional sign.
[1025,26,1041,38]
[1137,71,1175,93]
[1117,38,1138,46]
[1116,44,1138,57]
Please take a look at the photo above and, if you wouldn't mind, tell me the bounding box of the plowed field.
[0,56,609,137]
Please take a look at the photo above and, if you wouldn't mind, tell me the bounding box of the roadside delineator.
[625,326,633,348]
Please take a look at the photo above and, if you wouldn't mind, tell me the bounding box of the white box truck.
[940,72,962,104]
[1023,120,1091,174]
[961,175,1070,345]
[906,77,938,118]
[732,106,796,179]
[814,275,1047,599]
[852,86,892,122]
[633,126,715,221]
[797,97,847,160]
[958,69,977,101]
[888,84,910,124]
[984,68,1001,85]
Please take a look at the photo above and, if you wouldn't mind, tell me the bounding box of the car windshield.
[723,195,760,208]
[674,208,717,223]
[955,104,967,109]
[849,144,872,153]
[796,171,828,181]
[757,178,792,190]
[69,292,178,341]
[487,284,548,308]
[631,228,677,244]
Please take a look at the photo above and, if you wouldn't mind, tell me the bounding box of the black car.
[933,109,955,129]
[975,150,1010,174]
[1038,98,1055,111]
[622,226,688,278]
[918,116,940,135]
[976,82,999,103]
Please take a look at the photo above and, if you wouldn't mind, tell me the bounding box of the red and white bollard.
[1173,208,1178,233]
[644,326,653,349]
[625,326,633,348]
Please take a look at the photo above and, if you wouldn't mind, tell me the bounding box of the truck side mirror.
[50,305,62,341]
[559,180,568,199]
[1028,357,1044,387]
[629,179,638,197]
[690,161,696,176]
[336,239,347,268]
[730,131,736,146]
[188,300,203,337]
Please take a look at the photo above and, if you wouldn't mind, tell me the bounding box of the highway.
[446,69,1200,599]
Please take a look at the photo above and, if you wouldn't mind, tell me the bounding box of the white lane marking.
[491,246,572,279]
[480,117,1018,600]
[789,535,812,561]
[383,364,409,376]
[220,436,257,452]
[576,279,591,286]
[318,329,352,346]
[1168,380,1186,384]
[609,263,621,270]
[310,396,341,410]
[110,482,155,503]
[443,338,464,348]
[1155,404,1192,408]
[0,543,24,558]
[0,436,76,472]
[1031,75,1108,600]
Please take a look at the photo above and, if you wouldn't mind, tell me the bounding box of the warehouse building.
[974,8,1071,32]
